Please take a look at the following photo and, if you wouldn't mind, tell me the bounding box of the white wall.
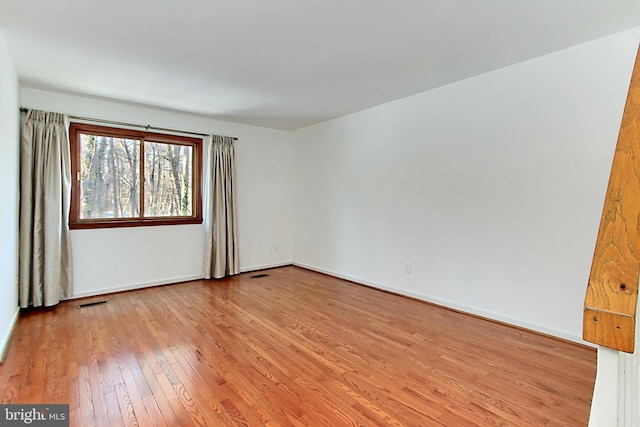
[0,34,20,359]
[21,88,294,297]
[292,27,640,343]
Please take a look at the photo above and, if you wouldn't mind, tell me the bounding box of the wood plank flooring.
[0,266,596,426]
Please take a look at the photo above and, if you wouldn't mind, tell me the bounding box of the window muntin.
[69,123,202,229]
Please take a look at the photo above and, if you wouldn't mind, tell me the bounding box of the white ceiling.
[1,1,640,130]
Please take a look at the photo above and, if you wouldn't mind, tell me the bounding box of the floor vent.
[250,274,269,279]
[77,300,108,309]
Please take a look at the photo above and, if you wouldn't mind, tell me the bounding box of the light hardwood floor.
[0,266,596,426]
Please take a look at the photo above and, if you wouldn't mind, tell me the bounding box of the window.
[69,123,202,229]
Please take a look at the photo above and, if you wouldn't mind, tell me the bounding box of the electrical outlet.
[404,262,412,274]
[274,244,279,252]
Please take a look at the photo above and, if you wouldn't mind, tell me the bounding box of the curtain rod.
[19,107,238,140]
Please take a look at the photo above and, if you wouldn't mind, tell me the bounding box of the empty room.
[1,1,640,426]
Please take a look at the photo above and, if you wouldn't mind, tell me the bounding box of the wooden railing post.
[583,45,640,354]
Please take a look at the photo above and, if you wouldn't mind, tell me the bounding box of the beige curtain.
[203,135,239,279]
[19,110,73,308]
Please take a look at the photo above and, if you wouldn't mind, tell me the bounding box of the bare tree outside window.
[144,142,193,217]
[79,134,140,219]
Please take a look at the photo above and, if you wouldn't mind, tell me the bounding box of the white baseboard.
[0,307,19,362]
[68,261,587,347]
[293,262,590,347]
[71,274,203,299]
[71,262,294,299]
[240,262,293,273]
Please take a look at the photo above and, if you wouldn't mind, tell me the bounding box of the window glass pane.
[79,133,141,219]
[144,141,193,217]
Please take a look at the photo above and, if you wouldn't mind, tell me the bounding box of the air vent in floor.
[250,274,269,279]
[77,300,109,309]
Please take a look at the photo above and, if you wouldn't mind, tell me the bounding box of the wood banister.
[583,45,640,353]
